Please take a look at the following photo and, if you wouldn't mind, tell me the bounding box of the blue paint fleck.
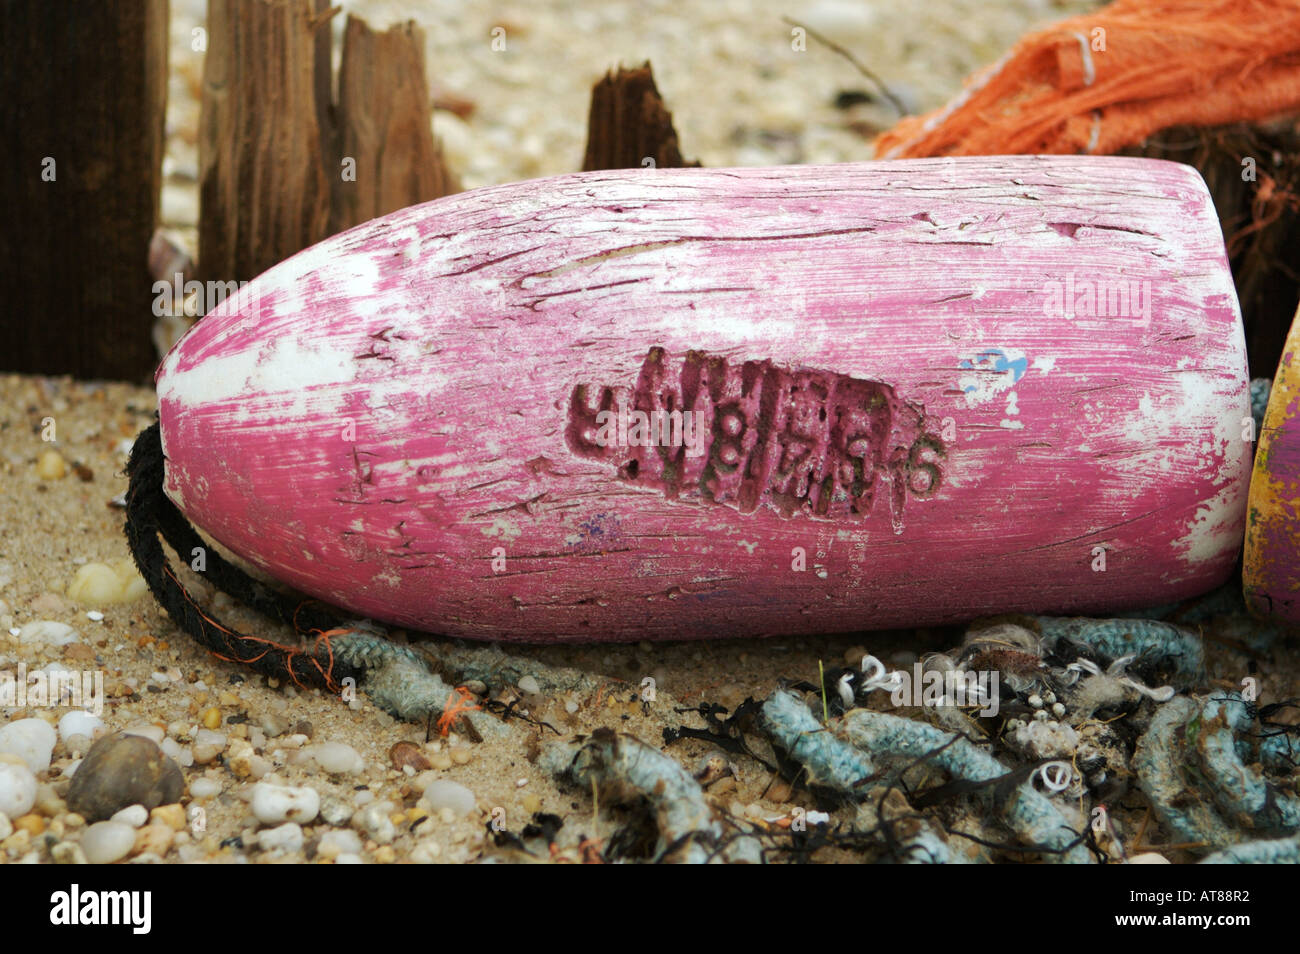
[958,348,1027,393]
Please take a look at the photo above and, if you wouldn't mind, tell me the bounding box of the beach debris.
[65,733,184,823]
[542,729,762,864]
[1134,691,1300,853]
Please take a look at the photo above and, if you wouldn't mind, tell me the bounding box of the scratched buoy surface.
[1244,303,1300,622]
[157,156,1249,642]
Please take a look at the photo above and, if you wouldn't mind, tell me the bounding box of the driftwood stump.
[582,63,698,171]
[331,15,459,234]
[200,1,458,284]
[0,0,168,381]
[198,0,332,284]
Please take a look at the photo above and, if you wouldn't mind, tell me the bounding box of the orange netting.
[873,0,1300,159]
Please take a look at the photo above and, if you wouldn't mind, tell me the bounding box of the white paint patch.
[159,333,359,409]
[482,517,521,542]
[1032,356,1057,375]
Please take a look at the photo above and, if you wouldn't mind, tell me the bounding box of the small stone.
[81,820,136,863]
[352,801,396,844]
[522,793,542,814]
[316,828,362,860]
[201,707,222,730]
[257,822,303,854]
[318,797,351,826]
[50,841,87,864]
[36,449,66,480]
[133,823,174,857]
[1128,852,1171,864]
[0,718,57,773]
[259,713,289,738]
[450,748,471,766]
[0,762,38,818]
[517,675,541,695]
[421,780,475,816]
[428,750,452,771]
[58,711,104,743]
[0,812,11,840]
[150,803,186,831]
[411,838,441,863]
[65,733,184,822]
[13,813,45,836]
[18,620,79,647]
[191,729,227,764]
[373,845,396,864]
[110,804,148,828]
[250,782,320,825]
[227,738,255,778]
[34,782,64,816]
[302,742,365,774]
[66,563,122,606]
[389,741,431,772]
[189,777,221,799]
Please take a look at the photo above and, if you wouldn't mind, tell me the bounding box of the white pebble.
[58,711,104,743]
[353,802,396,844]
[517,675,541,695]
[411,839,442,863]
[257,822,304,853]
[17,620,79,647]
[80,821,136,864]
[334,852,364,864]
[250,782,320,825]
[0,762,36,817]
[0,812,11,840]
[317,828,362,859]
[110,804,149,828]
[302,742,365,774]
[0,718,57,772]
[86,611,104,622]
[189,777,221,799]
[420,780,475,816]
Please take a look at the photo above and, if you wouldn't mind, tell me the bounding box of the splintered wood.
[199,0,457,284]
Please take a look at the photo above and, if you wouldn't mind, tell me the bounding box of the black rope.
[124,421,362,691]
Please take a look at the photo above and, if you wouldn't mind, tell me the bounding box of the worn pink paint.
[156,156,1249,642]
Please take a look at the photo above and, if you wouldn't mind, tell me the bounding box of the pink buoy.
[156,156,1250,642]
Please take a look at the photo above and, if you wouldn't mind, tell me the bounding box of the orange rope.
[436,685,482,736]
[874,0,1300,159]
[162,564,351,694]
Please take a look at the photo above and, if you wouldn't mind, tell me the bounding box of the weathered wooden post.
[330,15,459,234]
[582,63,698,171]
[0,0,168,381]
[198,0,332,285]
